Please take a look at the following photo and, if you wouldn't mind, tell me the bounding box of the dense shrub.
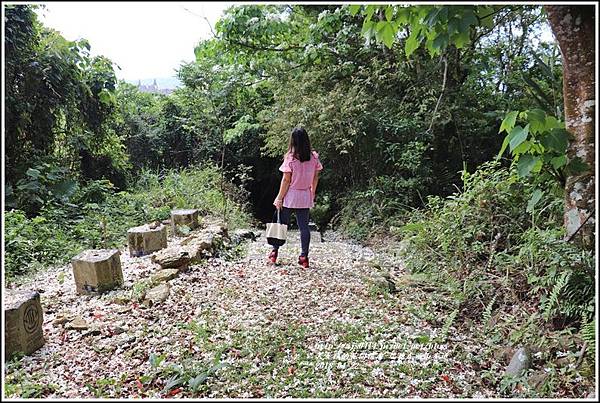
[399,161,595,328]
[335,174,429,240]
[4,165,252,284]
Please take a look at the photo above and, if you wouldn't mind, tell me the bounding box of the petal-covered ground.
[5,229,502,398]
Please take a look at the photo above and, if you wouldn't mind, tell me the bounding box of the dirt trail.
[4,228,495,398]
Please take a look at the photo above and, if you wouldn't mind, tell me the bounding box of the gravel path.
[4,229,497,398]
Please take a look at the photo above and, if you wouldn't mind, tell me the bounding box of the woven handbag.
[266,209,287,247]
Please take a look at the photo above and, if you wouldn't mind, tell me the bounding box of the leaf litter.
[4,228,500,398]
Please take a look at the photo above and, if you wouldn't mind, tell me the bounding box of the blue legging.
[273,207,310,256]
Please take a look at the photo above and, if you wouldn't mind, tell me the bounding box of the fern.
[482,294,497,328]
[439,309,459,342]
[542,271,570,321]
[581,318,596,357]
[560,270,595,320]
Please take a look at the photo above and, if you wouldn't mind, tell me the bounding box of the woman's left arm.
[274,172,291,209]
[311,170,319,202]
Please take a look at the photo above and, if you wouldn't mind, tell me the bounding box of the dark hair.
[288,127,312,162]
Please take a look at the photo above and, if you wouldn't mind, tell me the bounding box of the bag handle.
[276,208,281,224]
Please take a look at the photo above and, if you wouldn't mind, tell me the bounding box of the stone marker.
[171,209,200,236]
[71,249,123,294]
[505,346,531,376]
[127,223,168,257]
[5,290,45,360]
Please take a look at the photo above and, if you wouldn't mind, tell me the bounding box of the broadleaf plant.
[496,108,583,182]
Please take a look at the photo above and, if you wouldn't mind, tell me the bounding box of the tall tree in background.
[545,5,595,244]
[351,4,596,245]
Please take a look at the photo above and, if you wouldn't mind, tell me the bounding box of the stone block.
[505,346,531,377]
[182,234,214,263]
[144,283,170,306]
[4,290,45,360]
[127,223,168,257]
[151,268,180,284]
[71,249,123,294]
[171,209,200,236]
[151,247,191,270]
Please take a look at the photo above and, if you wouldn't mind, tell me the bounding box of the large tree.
[545,6,595,244]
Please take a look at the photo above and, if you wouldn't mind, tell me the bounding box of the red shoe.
[298,255,309,268]
[268,250,278,264]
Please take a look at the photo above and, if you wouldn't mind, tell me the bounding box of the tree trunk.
[545,6,595,246]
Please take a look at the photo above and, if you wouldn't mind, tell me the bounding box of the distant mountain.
[125,77,182,90]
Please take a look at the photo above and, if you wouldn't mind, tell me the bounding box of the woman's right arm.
[274,172,291,209]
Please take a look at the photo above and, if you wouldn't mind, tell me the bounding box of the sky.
[35,2,234,83]
[34,2,556,85]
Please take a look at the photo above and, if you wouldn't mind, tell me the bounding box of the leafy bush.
[7,162,79,215]
[336,174,427,240]
[4,165,251,284]
[400,161,594,329]
[4,210,76,279]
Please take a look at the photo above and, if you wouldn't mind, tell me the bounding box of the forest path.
[5,228,496,398]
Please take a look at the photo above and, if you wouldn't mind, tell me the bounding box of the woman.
[270,127,323,268]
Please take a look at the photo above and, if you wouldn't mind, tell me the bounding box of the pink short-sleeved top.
[279,150,323,209]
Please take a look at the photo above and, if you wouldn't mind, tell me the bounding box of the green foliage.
[142,348,227,396]
[497,109,578,183]
[4,166,251,284]
[9,162,79,215]
[400,162,594,329]
[354,5,502,55]
[4,358,59,398]
[336,174,427,240]
[581,319,595,358]
[5,4,125,214]
[520,228,595,323]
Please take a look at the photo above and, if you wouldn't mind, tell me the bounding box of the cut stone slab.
[66,316,89,331]
[71,249,123,295]
[171,209,200,236]
[181,233,215,263]
[127,223,168,257]
[144,283,170,305]
[151,247,191,270]
[505,347,531,376]
[4,290,45,361]
[151,269,180,284]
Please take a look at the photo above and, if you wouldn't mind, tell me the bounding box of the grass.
[4,165,252,285]
[4,357,59,398]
